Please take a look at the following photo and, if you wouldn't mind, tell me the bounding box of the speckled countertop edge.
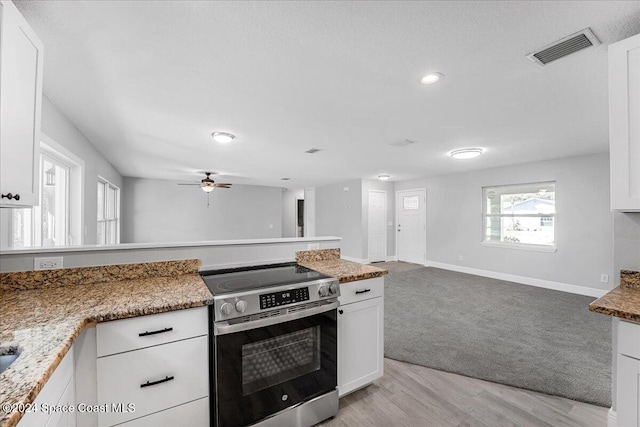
[589,270,640,322]
[0,260,213,427]
[296,250,388,283]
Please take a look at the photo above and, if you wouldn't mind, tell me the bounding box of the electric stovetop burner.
[200,262,332,296]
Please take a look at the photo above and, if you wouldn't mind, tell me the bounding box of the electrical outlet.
[600,274,609,283]
[458,255,464,261]
[308,243,320,250]
[34,257,63,270]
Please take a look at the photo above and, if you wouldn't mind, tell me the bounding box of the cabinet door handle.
[339,309,344,315]
[139,327,173,337]
[140,375,174,388]
[1,193,20,201]
[355,289,371,295]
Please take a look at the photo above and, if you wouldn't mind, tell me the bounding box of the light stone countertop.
[589,270,640,322]
[295,249,388,283]
[0,259,213,427]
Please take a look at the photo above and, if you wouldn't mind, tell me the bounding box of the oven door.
[213,302,338,427]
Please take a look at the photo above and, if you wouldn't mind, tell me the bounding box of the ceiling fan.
[178,172,232,192]
[178,172,232,206]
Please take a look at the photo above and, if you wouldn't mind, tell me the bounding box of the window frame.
[97,176,120,245]
[481,181,557,253]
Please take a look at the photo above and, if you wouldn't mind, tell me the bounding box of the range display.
[259,288,310,309]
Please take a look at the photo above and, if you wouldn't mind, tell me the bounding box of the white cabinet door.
[115,397,208,427]
[338,296,384,397]
[0,0,43,207]
[617,353,640,427]
[610,33,640,212]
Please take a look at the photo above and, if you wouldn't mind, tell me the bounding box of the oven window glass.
[242,326,320,395]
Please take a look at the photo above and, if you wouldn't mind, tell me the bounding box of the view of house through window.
[11,150,72,248]
[483,182,556,248]
[97,178,120,245]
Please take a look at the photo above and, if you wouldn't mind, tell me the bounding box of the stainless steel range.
[201,262,340,427]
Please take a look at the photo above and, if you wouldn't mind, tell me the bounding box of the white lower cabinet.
[95,307,209,427]
[617,320,640,427]
[18,345,75,427]
[337,277,384,397]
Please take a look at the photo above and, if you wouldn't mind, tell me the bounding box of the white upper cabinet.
[0,0,43,207]
[610,33,640,212]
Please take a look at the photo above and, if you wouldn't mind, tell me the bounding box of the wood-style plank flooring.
[319,358,608,427]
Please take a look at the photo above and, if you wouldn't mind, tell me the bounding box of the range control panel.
[259,288,310,310]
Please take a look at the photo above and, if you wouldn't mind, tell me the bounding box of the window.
[9,147,73,248]
[482,182,556,249]
[97,177,120,245]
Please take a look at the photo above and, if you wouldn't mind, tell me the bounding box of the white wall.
[396,153,613,292]
[282,189,304,238]
[315,179,363,260]
[0,96,123,247]
[121,178,283,243]
[0,237,341,272]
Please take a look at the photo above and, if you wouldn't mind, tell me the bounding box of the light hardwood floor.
[320,358,608,427]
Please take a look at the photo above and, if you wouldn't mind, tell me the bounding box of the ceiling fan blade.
[177,183,200,186]
[214,184,232,188]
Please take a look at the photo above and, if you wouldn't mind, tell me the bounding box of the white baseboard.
[608,408,616,427]
[425,261,607,298]
[385,256,397,262]
[342,256,370,264]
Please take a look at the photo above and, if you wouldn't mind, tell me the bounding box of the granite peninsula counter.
[295,249,388,282]
[589,270,640,322]
[0,259,213,427]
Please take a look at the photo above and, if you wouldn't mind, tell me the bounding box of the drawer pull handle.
[140,375,174,388]
[1,193,20,201]
[355,289,371,295]
[139,327,173,337]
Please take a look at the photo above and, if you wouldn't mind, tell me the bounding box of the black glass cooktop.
[200,262,331,295]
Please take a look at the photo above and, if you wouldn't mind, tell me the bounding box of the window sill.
[481,241,557,253]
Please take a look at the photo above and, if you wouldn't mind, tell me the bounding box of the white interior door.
[304,188,315,237]
[396,189,426,264]
[368,190,387,263]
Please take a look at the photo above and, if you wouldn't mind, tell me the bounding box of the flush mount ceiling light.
[420,72,444,85]
[378,175,390,181]
[211,132,235,144]
[450,148,483,160]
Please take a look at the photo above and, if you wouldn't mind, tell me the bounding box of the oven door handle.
[214,300,339,336]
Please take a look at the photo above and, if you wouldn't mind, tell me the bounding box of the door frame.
[367,189,387,263]
[395,188,427,265]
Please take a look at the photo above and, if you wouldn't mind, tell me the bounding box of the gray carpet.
[383,266,612,407]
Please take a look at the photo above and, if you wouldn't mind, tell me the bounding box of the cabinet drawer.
[338,277,384,306]
[116,397,208,427]
[619,320,640,360]
[97,335,208,426]
[97,307,207,357]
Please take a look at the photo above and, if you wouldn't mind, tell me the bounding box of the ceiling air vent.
[527,28,600,66]
[389,139,418,148]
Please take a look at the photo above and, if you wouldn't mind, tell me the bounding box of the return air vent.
[389,139,418,148]
[527,28,600,66]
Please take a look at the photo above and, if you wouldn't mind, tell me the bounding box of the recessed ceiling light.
[378,175,390,181]
[450,148,483,160]
[281,177,291,181]
[420,72,444,85]
[211,132,235,143]
[305,148,321,154]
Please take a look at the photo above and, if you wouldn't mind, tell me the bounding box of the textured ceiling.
[14,0,640,188]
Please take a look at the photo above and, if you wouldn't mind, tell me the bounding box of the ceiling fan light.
[450,148,483,160]
[420,72,444,85]
[201,184,215,193]
[212,132,235,144]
